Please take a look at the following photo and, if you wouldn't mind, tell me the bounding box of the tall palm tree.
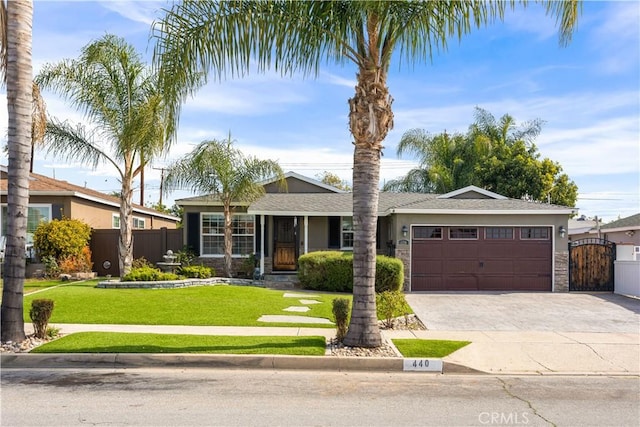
[153,0,581,347]
[164,135,285,277]
[35,34,176,277]
[0,0,32,343]
[384,129,479,193]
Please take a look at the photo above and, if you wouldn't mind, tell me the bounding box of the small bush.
[121,266,179,282]
[176,247,197,266]
[30,299,55,339]
[298,251,404,293]
[33,218,91,261]
[376,290,411,328]
[41,255,60,278]
[332,298,350,342]
[58,246,93,274]
[179,265,214,279]
[132,257,152,269]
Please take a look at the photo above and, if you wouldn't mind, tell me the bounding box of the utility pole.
[153,167,166,207]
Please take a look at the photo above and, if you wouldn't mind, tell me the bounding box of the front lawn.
[30,332,327,355]
[22,279,344,328]
[392,339,471,358]
[1,278,72,296]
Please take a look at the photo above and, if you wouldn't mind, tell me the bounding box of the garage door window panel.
[449,227,478,240]
[485,227,514,240]
[520,227,549,240]
[413,226,442,239]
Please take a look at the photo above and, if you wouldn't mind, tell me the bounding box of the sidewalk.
[1,323,638,375]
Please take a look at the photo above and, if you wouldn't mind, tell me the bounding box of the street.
[1,368,638,426]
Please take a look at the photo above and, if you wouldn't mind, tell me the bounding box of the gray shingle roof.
[247,192,572,216]
[601,213,640,230]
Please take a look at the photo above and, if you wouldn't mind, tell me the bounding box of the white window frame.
[112,213,120,229]
[1,203,52,243]
[341,216,354,249]
[200,213,255,257]
[133,217,146,229]
[448,227,479,240]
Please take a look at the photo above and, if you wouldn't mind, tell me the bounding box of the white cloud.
[97,0,169,27]
[590,2,640,74]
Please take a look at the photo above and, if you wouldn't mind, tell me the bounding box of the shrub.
[332,298,350,342]
[298,251,404,293]
[30,299,55,339]
[121,266,179,282]
[132,257,152,269]
[40,255,60,278]
[175,247,197,266]
[33,218,91,261]
[179,265,214,279]
[376,290,411,328]
[58,246,93,274]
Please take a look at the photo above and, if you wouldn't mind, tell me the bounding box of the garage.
[411,225,552,291]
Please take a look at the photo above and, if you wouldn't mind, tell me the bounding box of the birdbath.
[156,250,181,273]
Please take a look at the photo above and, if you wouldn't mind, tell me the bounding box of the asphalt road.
[1,368,638,427]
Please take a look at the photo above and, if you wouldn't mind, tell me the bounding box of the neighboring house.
[177,172,574,292]
[0,166,180,258]
[597,213,640,246]
[568,215,600,241]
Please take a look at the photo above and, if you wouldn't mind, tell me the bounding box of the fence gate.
[569,238,616,292]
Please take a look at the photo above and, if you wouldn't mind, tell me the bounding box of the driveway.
[405,292,640,333]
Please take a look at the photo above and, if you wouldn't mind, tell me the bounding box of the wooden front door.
[273,217,297,271]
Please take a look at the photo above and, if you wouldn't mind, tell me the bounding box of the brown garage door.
[411,226,552,291]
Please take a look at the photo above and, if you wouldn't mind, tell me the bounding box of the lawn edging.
[96,277,263,289]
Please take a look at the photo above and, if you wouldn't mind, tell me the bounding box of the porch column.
[304,215,309,254]
[260,215,265,275]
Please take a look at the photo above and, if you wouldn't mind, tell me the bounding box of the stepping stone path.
[257,292,334,324]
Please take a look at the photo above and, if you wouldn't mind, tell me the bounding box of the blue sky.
[1,1,638,223]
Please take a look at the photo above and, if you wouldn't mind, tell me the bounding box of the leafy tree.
[33,218,91,261]
[0,0,33,343]
[153,0,580,347]
[35,34,177,277]
[384,129,480,193]
[317,171,351,192]
[388,109,578,207]
[164,135,285,277]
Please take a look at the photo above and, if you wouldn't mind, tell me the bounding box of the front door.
[273,217,297,271]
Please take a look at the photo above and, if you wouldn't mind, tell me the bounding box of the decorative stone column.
[394,246,411,292]
[554,251,569,292]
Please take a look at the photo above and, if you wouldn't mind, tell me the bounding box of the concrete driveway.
[405,292,640,333]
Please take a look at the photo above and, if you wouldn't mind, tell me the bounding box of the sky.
[1,0,638,223]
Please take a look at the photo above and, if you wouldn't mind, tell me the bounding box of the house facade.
[177,172,574,292]
[0,167,180,261]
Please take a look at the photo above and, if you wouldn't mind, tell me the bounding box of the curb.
[0,353,451,373]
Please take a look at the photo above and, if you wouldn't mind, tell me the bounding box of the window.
[413,226,442,239]
[485,227,514,240]
[520,227,549,240]
[449,227,478,240]
[341,217,354,249]
[133,217,145,229]
[112,214,120,229]
[1,204,51,245]
[201,213,255,256]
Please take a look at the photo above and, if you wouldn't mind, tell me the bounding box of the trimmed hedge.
[298,251,404,293]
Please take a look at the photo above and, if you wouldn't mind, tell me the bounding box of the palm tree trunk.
[343,61,393,348]
[1,0,32,343]
[223,201,233,277]
[118,173,134,277]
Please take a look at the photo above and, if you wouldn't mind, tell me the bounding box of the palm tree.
[35,34,176,277]
[470,106,544,148]
[164,135,285,277]
[384,129,479,193]
[0,0,32,343]
[153,0,581,347]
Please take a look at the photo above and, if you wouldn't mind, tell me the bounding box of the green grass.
[1,278,71,296]
[392,339,471,358]
[22,279,345,328]
[30,332,327,355]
